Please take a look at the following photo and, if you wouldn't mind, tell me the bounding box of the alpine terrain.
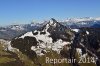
[0,18,100,66]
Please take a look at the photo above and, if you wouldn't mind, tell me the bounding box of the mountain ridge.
[0,18,100,66]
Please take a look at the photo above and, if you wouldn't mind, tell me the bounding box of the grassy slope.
[0,41,97,66]
[0,41,71,66]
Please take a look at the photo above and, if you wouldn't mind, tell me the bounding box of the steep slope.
[70,28,100,66]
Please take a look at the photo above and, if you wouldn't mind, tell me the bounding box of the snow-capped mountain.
[11,18,74,56]
[1,18,100,66]
[0,17,100,40]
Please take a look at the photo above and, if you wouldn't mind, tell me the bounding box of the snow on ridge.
[53,23,57,27]
[19,29,71,55]
[72,29,79,32]
[86,31,89,35]
[34,31,52,44]
[19,31,34,38]
[32,29,71,53]
[49,19,54,25]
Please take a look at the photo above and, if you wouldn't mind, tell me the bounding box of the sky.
[0,0,100,26]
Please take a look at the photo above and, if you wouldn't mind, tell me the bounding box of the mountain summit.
[38,18,73,42]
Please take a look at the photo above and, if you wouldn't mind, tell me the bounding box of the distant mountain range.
[61,17,100,28]
[0,17,100,40]
[0,22,45,40]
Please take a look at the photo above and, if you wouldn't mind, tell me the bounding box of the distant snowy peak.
[62,17,100,28]
[65,17,100,22]
[95,17,100,21]
[10,25,25,30]
[0,23,41,31]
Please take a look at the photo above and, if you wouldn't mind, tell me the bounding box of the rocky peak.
[40,18,67,33]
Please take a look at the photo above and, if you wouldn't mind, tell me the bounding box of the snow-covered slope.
[11,18,74,56]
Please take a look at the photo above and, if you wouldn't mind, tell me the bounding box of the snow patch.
[31,39,71,55]
[19,31,34,38]
[86,31,89,34]
[31,46,45,56]
[76,48,87,58]
[53,23,57,27]
[72,29,79,32]
[49,20,54,25]
[52,39,71,53]
[11,25,24,30]
[20,29,71,55]
[34,31,52,44]
[76,48,82,55]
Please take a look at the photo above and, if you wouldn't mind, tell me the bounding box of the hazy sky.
[0,0,100,26]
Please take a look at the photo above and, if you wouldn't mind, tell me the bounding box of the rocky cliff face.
[69,28,100,66]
